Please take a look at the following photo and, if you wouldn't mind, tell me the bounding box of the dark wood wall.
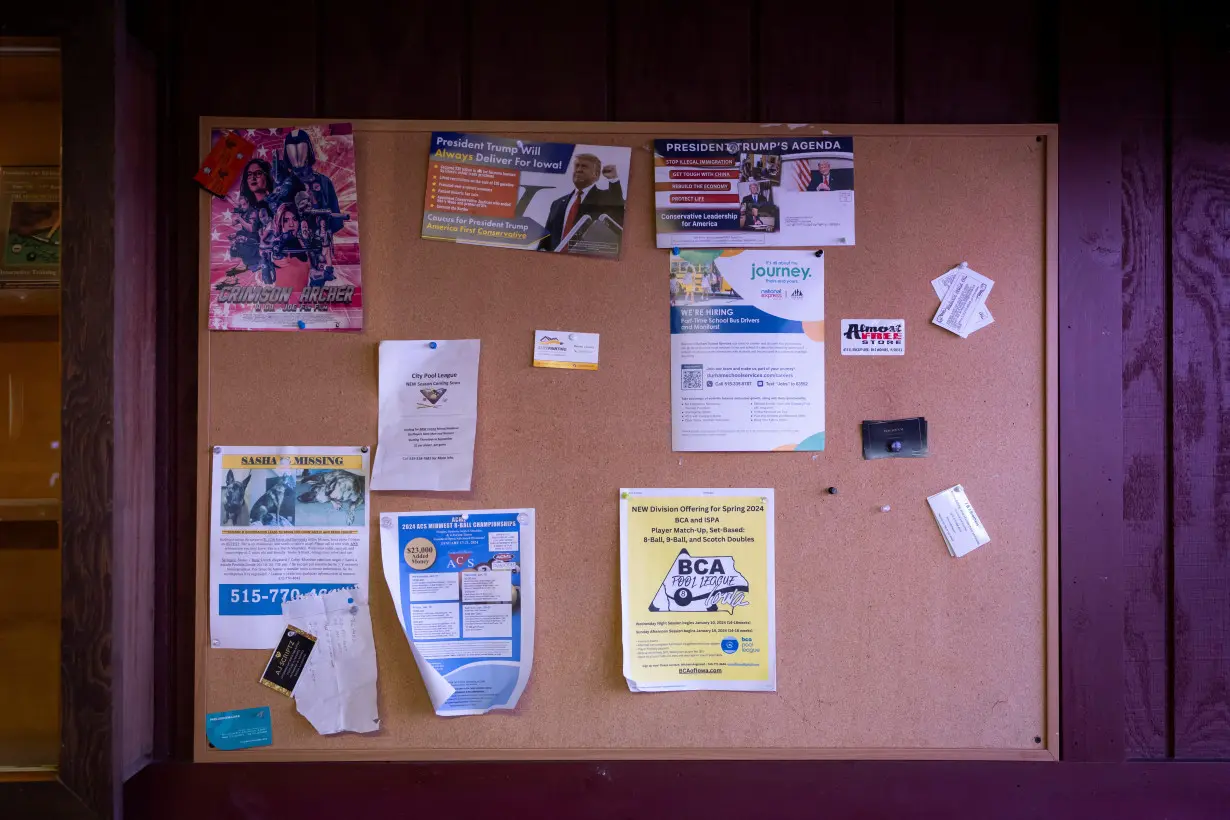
[148,0,1230,771]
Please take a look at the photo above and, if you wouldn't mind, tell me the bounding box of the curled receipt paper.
[380,509,535,716]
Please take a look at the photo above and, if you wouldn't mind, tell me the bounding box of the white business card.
[932,264,994,337]
[840,319,905,355]
[532,330,599,370]
[932,265,994,336]
[927,484,991,558]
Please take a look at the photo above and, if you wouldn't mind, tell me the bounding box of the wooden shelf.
[0,288,58,317]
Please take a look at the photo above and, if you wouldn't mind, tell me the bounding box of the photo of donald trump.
[540,151,625,253]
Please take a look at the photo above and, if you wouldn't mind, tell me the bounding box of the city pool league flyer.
[654,137,855,248]
[422,132,632,259]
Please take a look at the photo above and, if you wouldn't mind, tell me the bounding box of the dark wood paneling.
[900,0,1054,123]
[1118,2,1170,759]
[758,1,895,123]
[470,0,607,120]
[114,21,159,783]
[1171,5,1230,759]
[1058,0,1168,761]
[613,0,753,122]
[60,0,119,813]
[125,761,1230,820]
[318,0,463,119]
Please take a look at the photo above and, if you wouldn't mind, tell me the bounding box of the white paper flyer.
[371,339,480,491]
[670,249,825,451]
[209,445,370,649]
[281,588,380,735]
[379,509,535,716]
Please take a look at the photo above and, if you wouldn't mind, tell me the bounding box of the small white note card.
[932,264,994,338]
[532,330,599,370]
[840,319,905,355]
[927,484,991,558]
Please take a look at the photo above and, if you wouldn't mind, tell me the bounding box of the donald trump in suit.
[540,153,624,252]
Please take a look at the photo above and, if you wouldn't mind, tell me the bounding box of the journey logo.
[417,388,447,408]
[649,549,750,615]
[750,263,811,281]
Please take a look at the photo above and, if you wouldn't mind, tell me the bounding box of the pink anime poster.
[207,123,362,330]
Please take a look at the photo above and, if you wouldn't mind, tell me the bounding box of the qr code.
[681,364,704,390]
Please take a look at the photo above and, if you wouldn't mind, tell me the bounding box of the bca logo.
[649,549,750,613]
[720,637,739,654]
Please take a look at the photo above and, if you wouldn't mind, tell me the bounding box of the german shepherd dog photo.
[221,469,251,525]
[297,469,365,525]
[250,475,293,526]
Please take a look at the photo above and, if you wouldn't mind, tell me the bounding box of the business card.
[259,625,316,697]
[840,319,905,355]
[932,264,994,337]
[932,265,994,335]
[532,330,599,370]
[862,417,928,459]
[205,706,272,750]
[927,484,991,558]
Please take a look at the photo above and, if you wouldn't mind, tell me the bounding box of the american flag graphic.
[790,159,814,192]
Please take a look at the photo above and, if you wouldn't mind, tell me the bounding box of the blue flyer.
[205,706,272,750]
[380,508,535,716]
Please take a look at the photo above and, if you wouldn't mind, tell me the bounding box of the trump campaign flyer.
[670,250,825,452]
[654,136,854,248]
[422,132,631,258]
[620,488,776,693]
[207,124,361,331]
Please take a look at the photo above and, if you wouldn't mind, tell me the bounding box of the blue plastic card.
[205,706,272,750]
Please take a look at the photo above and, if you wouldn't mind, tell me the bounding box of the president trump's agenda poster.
[422,132,632,259]
[654,136,855,248]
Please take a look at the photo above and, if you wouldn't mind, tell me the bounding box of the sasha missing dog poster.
[210,446,371,649]
[207,124,362,331]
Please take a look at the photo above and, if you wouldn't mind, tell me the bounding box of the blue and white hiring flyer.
[670,250,825,452]
[380,509,535,717]
[654,136,854,248]
[209,445,370,649]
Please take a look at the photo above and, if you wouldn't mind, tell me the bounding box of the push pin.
[826,487,838,495]
[429,341,438,349]
[814,249,824,257]
[672,247,680,256]
[297,320,306,329]
[880,505,892,513]
[888,440,903,453]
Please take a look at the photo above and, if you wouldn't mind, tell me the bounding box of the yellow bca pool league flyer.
[619,488,776,692]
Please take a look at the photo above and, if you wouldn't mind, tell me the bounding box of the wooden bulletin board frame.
[195,120,1059,762]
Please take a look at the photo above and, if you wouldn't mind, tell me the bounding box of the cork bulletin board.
[195,120,1058,761]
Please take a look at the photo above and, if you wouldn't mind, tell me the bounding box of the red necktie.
[563,190,582,237]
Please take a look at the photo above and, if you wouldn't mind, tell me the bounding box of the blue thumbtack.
[297,320,306,329]
[672,247,680,256]
[429,341,438,349]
